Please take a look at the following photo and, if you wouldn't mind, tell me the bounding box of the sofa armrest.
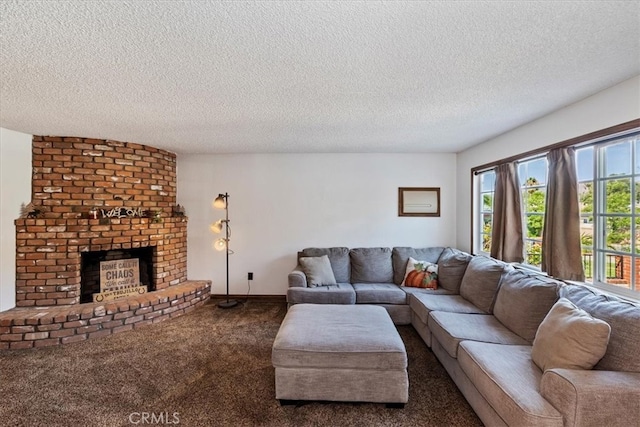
[288,269,307,288]
[540,368,640,427]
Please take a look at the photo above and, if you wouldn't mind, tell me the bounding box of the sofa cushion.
[428,311,529,359]
[301,247,350,283]
[401,257,438,289]
[532,298,611,371]
[409,293,484,324]
[352,283,407,305]
[299,255,337,287]
[436,247,472,293]
[458,341,563,427]
[286,284,356,305]
[392,247,445,285]
[493,269,562,342]
[350,247,394,284]
[401,286,456,299]
[560,283,640,372]
[459,256,509,314]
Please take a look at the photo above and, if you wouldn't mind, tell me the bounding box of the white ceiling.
[1,1,639,154]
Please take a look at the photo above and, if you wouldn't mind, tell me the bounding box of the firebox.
[80,247,155,303]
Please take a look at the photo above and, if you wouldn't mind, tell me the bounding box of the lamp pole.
[218,193,237,308]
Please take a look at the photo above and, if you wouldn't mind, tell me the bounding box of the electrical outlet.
[248,272,253,281]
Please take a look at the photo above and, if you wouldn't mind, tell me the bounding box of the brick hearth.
[0,281,210,349]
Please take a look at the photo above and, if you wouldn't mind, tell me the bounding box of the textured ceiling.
[1,1,639,154]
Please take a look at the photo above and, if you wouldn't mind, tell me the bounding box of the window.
[473,122,640,298]
[518,158,547,268]
[475,157,548,268]
[478,170,495,253]
[578,135,640,295]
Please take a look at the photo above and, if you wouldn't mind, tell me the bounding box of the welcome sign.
[94,258,147,302]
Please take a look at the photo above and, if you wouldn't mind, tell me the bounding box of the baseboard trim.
[210,294,286,302]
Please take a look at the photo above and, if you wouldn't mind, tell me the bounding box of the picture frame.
[398,187,440,217]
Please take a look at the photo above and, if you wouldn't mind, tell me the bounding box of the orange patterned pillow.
[402,257,438,289]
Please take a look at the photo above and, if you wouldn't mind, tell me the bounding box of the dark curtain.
[541,147,585,280]
[490,162,524,263]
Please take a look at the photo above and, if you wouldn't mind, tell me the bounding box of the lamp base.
[217,299,239,309]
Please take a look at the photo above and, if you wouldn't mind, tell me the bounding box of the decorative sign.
[100,206,145,219]
[94,258,147,302]
[93,286,146,302]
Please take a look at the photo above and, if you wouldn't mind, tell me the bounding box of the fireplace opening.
[80,247,155,303]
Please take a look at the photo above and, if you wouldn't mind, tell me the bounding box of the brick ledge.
[0,280,211,349]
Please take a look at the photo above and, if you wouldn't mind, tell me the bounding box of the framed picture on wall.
[398,187,440,217]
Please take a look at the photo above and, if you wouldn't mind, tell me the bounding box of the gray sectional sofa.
[286,246,640,427]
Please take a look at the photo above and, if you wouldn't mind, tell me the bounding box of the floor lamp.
[210,192,238,308]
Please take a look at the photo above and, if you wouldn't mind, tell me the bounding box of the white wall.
[178,153,457,296]
[0,128,32,311]
[455,75,640,253]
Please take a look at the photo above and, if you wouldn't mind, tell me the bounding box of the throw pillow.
[532,298,611,371]
[459,256,508,314]
[299,255,337,287]
[402,257,438,289]
[436,248,472,293]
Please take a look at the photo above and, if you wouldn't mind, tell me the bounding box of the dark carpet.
[0,300,482,427]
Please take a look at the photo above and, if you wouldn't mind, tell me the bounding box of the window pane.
[524,240,542,267]
[580,217,593,248]
[519,158,547,186]
[576,146,594,181]
[524,213,544,238]
[582,249,593,280]
[522,187,546,213]
[636,216,640,254]
[482,213,493,253]
[601,252,630,290]
[481,171,495,192]
[482,234,491,252]
[604,178,631,214]
[604,141,631,177]
[482,193,493,211]
[604,216,631,252]
[579,182,594,215]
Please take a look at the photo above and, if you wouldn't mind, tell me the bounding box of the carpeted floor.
[0,299,482,427]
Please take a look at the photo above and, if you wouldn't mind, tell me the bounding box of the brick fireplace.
[1,136,210,349]
[14,136,189,306]
[15,216,187,306]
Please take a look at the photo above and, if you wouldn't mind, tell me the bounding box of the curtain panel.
[541,147,585,281]
[490,162,524,263]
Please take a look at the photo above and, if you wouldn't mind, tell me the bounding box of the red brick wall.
[614,255,640,289]
[14,136,188,307]
[31,136,176,216]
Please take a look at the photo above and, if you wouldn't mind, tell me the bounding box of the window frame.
[518,157,548,269]
[476,169,495,256]
[590,136,638,299]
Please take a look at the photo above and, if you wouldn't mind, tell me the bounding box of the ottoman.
[271,304,408,407]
